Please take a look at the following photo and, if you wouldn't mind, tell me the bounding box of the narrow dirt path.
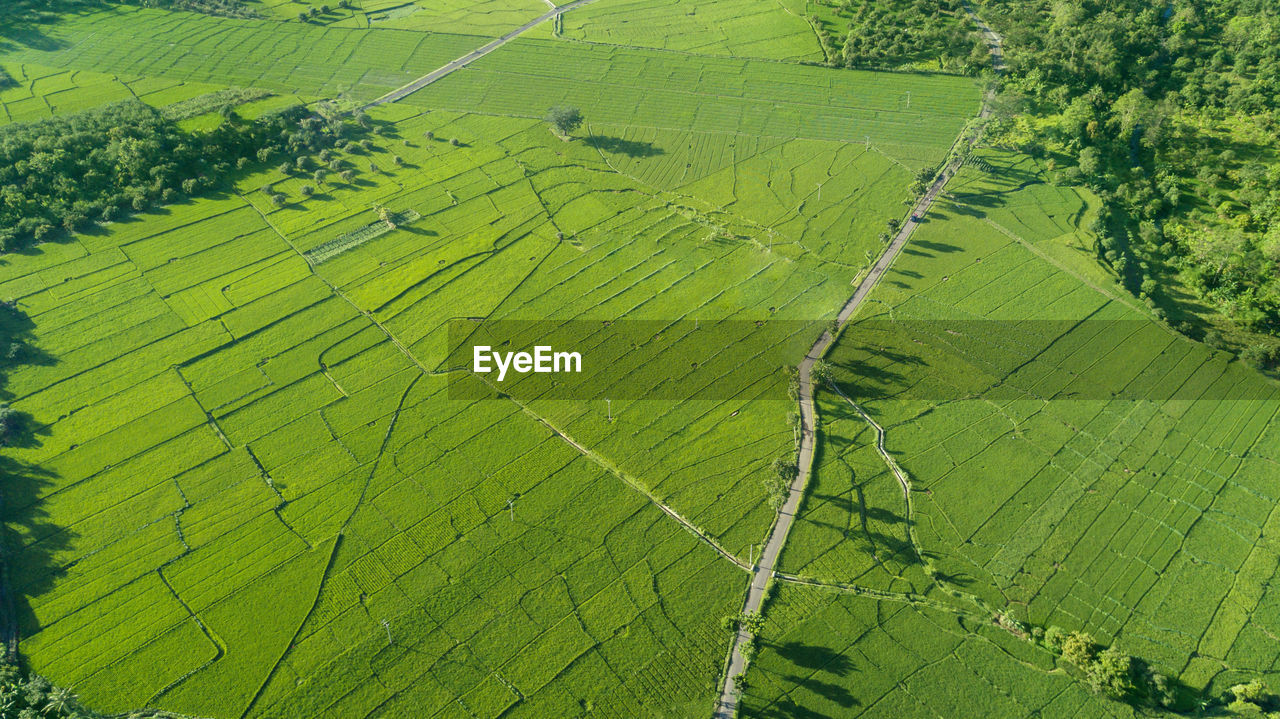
[713,9,1003,716]
[362,0,600,108]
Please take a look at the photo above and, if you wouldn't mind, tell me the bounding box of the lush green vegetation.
[979,0,1280,358]
[769,146,1280,714]
[559,0,823,61]
[15,0,1280,717]
[0,99,353,251]
[809,0,988,72]
[0,5,978,705]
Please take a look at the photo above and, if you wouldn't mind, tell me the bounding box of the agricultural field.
[740,583,1128,718]
[766,147,1280,710]
[0,0,983,712]
[558,0,823,62]
[13,0,1276,717]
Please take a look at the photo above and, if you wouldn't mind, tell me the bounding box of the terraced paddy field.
[0,7,981,709]
[755,148,1280,713]
[558,0,823,61]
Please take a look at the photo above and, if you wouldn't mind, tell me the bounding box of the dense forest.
[809,0,989,73]
[976,0,1280,363]
[0,100,357,252]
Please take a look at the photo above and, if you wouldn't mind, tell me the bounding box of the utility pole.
[905,90,911,109]
[749,544,755,568]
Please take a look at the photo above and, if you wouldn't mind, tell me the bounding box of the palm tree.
[43,686,76,715]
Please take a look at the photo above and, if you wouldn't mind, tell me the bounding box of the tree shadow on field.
[586,135,664,159]
[0,0,103,53]
[0,300,68,655]
[771,642,854,675]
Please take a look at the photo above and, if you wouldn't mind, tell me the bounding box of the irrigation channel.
[711,6,1003,715]
[360,2,1004,716]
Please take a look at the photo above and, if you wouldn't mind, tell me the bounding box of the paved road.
[713,9,1003,717]
[363,0,599,108]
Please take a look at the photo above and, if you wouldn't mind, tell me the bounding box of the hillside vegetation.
[979,0,1280,359]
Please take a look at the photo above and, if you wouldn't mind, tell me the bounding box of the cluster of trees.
[811,0,988,73]
[0,662,86,718]
[0,661,196,718]
[121,0,256,18]
[981,0,1280,357]
[0,99,358,252]
[1017,622,1277,714]
[721,611,766,694]
[1034,626,1179,708]
[297,3,342,22]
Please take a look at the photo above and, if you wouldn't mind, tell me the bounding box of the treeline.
[979,0,1280,358]
[121,0,255,17]
[0,661,194,718]
[1010,621,1277,715]
[812,0,989,74]
[0,0,253,21]
[0,99,358,252]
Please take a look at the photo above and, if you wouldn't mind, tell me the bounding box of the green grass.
[775,147,1280,701]
[559,0,823,62]
[418,37,979,169]
[0,3,988,714]
[0,62,232,125]
[0,6,484,102]
[0,69,976,714]
[740,583,1127,717]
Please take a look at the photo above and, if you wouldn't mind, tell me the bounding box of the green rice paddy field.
[746,149,1280,715]
[0,4,983,716]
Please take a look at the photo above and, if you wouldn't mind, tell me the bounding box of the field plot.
[359,0,551,36]
[739,583,1127,718]
[0,6,483,103]
[0,54,976,712]
[559,0,823,61]
[775,148,1280,697]
[417,37,979,169]
[0,62,234,126]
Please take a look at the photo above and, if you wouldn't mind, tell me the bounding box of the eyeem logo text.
[473,346,582,381]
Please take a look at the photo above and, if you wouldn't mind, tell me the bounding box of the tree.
[1231,678,1270,706]
[545,106,583,138]
[1061,631,1096,667]
[811,359,834,385]
[1085,646,1135,699]
[738,611,766,635]
[313,169,328,185]
[300,184,315,197]
[340,170,354,183]
[0,404,18,444]
[41,686,76,716]
[1078,146,1102,177]
[374,204,396,229]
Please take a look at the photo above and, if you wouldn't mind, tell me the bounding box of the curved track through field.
[712,6,1003,715]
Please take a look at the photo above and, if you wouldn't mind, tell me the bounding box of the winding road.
[712,8,1003,716]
